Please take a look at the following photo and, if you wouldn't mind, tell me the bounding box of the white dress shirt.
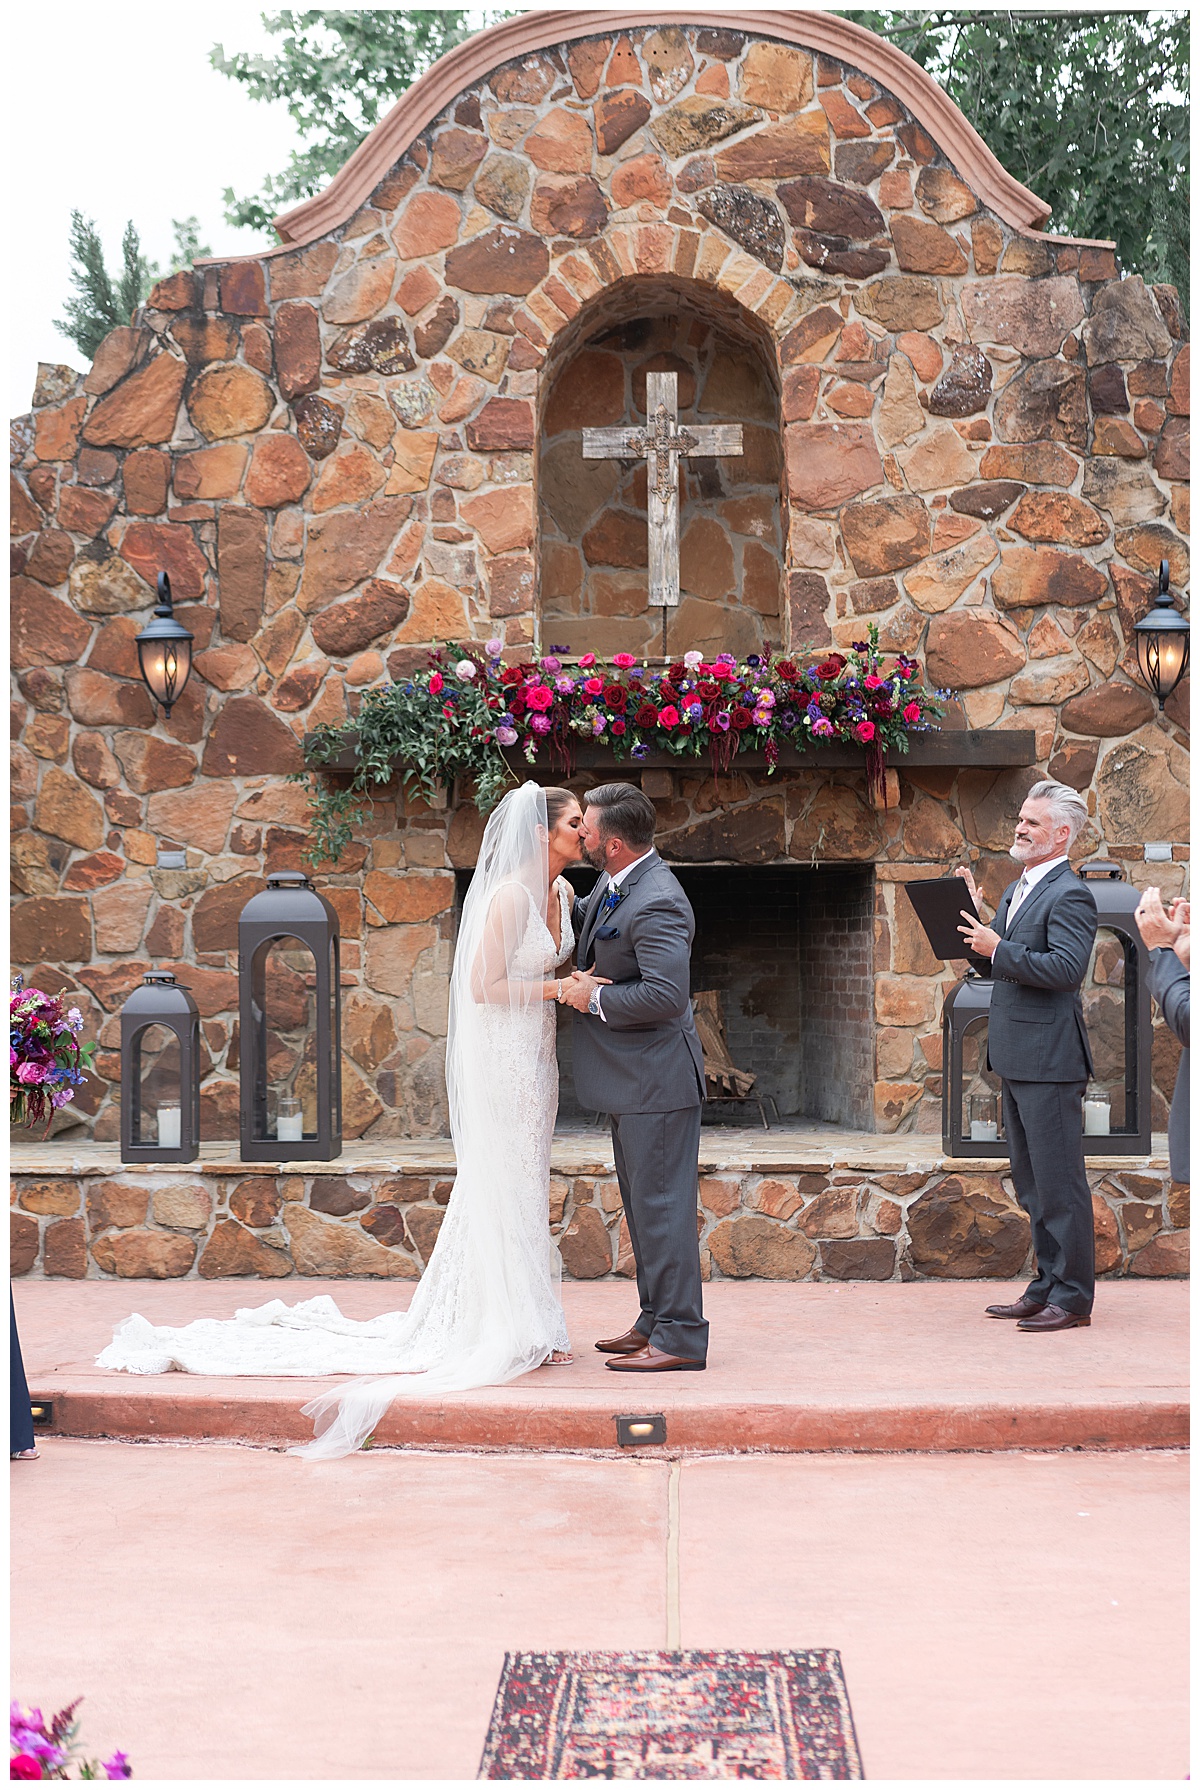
[590,850,654,1019]
[1005,853,1069,926]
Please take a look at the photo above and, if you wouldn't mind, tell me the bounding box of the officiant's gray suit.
[572,852,708,1363]
[981,860,1098,1315]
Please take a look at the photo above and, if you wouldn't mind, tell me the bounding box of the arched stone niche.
[536,275,783,657]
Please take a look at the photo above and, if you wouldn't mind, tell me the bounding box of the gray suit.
[981,861,1099,1315]
[572,852,708,1362]
[1147,947,1189,1182]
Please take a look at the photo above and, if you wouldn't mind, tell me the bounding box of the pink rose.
[657,705,680,728]
[578,653,597,667]
[525,683,553,712]
[428,672,443,695]
[863,674,884,690]
[855,720,876,743]
[583,677,604,696]
[612,653,637,670]
[903,701,921,724]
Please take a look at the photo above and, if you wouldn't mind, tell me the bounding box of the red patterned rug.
[477,1649,863,1779]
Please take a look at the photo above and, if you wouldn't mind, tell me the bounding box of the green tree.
[211,10,496,234]
[54,213,213,361]
[842,10,1189,311]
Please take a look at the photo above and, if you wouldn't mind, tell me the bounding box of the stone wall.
[9,19,1190,1150]
[9,1155,1187,1281]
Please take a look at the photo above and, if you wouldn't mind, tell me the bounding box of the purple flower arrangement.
[9,983,96,1138]
[304,625,945,861]
[10,1699,130,1780]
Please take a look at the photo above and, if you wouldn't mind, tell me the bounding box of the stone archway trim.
[271,8,1054,250]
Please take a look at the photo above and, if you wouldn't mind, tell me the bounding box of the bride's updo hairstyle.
[586,781,656,851]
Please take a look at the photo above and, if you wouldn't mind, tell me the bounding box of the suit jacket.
[570,851,705,1114]
[980,861,1098,1083]
[1147,946,1189,1181]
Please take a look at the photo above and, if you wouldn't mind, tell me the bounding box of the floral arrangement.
[10,1700,131,1780]
[303,625,943,864]
[9,983,96,1137]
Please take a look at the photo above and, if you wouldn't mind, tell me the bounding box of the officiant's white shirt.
[592,850,654,1019]
[1005,852,1069,925]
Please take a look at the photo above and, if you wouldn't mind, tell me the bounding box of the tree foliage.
[842,10,1189,310]
[54,214,212,361]
[210,10,493,233]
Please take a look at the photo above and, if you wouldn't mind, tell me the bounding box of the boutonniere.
[599,883,627,918]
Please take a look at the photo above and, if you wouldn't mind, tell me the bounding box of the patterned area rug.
[478,1648,864,1779]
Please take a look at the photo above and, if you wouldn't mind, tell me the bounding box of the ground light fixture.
[1133,559,1190,710]
[135,571,194,717]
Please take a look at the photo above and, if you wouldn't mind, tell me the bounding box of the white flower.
[683,651,703,668]
[455,659,477,680]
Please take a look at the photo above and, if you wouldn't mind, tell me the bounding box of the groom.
[560,782,708,1372]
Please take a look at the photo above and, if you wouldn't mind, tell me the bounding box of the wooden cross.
[582,371,743,653]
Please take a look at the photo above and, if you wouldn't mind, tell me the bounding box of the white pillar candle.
[969,1119,999,1142]
[1083,1098,1111,1136]
[277,1112,304,1141]
[156,1105,182,1148]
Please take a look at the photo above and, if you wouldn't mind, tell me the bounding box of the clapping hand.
[1134,887,1185,952]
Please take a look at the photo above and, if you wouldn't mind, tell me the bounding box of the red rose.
[697,680,720,701]
[508,691,526,716]
[500,665,522,686]
[611,718,627,736]
[658,679,678,703]
[855,720,876,743]
[668,662,686,682]
[775,660,798,681]
[635,702,658,727]
[730,705,753,730]
[603,684,627,712]
[815,655,846,680]
[10,1758,42,1781]
[657,705,681,728]
[903,700,921,724]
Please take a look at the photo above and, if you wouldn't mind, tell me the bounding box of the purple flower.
[631,742,649,760]
[103,1751,133,1779]
[495,726,518,746]
[812,716,835,738]
[529,714,552,735]
[747,654,761,668]
[554,676,575,695]
[685,702,704,722]
[779,709,799,731]
[50,1089,75,1109]
[485,638,503,658]
[712,711,731,732]
[16,1061,50,1085]
[539,656,562,674]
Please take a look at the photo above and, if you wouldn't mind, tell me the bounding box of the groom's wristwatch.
[587,986,603,1017]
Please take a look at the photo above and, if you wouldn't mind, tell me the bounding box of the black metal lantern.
[942,860,1153,1158]
[136,572,194,717]
[1133,559,1190,709]
[120,971,201,1163]
[238,870,341,1161]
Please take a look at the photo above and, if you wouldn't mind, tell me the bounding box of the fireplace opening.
[541,864,876,1130]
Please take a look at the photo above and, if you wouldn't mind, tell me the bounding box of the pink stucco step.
[16,1277,1188,1454]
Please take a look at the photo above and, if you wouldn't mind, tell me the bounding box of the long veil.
[291,780,561,1459]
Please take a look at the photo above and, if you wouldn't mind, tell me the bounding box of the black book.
[903,876,990,971]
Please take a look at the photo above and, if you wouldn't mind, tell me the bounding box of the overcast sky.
[8,5,307,418]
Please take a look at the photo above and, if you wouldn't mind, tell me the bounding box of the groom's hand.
[561,971,610,1012]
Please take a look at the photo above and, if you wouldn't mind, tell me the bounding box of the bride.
[97,781,591,1459]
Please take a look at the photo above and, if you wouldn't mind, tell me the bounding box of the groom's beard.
[582,838,607,870]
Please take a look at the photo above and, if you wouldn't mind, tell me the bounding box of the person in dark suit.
[956,779,1099,1332]
[10,1291,38,1460]
[1135,889,1190,1183]
[560,782,708,1372]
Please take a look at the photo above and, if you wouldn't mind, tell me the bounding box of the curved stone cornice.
[272,8,1053,249]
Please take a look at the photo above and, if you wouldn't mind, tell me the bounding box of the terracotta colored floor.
[10,1442,1188,1780]
[16,1278,1189,1453]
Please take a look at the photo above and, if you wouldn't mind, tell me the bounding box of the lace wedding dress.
[97,783,574,1460]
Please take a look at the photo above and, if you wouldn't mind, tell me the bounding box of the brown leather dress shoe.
[606,1344,706,1373]
[594,1326,651,1355]
[985,1296,1046,1320]
[1017,1303,1092,1332]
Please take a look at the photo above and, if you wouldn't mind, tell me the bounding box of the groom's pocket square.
[595,925,621,940]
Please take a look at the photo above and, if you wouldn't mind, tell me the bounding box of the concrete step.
[17,1278,1188,1455]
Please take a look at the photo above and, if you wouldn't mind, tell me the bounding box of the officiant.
[955,780,1099,1334]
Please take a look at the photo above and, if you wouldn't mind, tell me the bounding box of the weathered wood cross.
[582,371,743,654]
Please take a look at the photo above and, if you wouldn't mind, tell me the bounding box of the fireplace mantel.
[303,730,1038,776]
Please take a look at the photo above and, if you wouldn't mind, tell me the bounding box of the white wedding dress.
[97,783,574,1459]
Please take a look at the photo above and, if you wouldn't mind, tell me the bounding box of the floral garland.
[9,982,96,1137]
[303,625,944,864]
